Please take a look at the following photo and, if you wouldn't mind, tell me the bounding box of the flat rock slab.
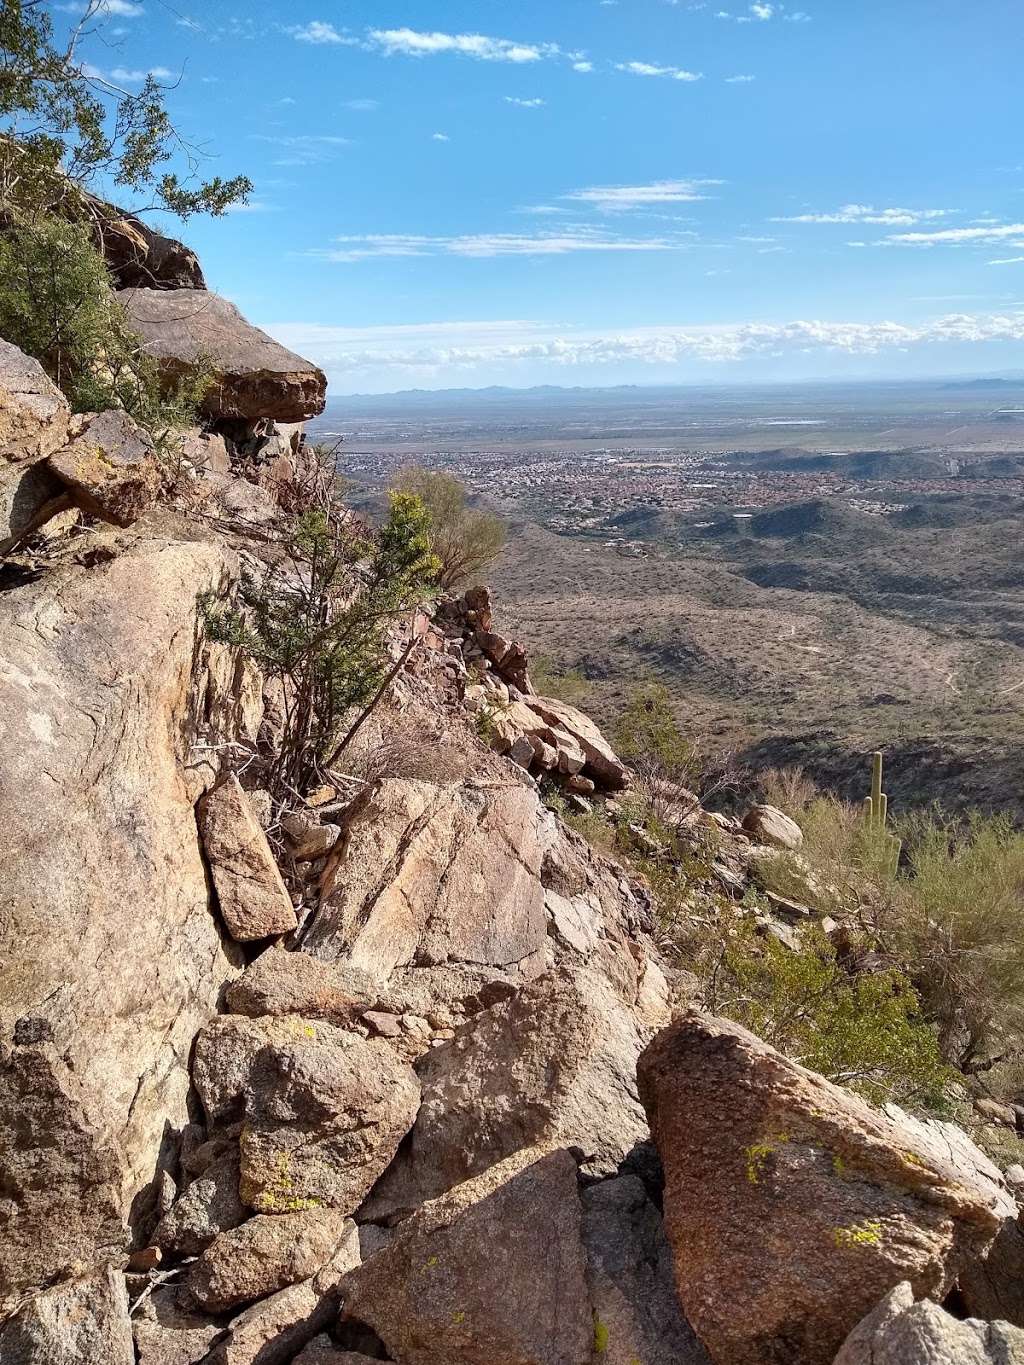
[341,1150,593,1365]
[199,776,298,942]
[303,778,549,984]
[638,1013,1008,1365]
[48,408,162,527]
[119,288,327,422]
[225,946,376,1024]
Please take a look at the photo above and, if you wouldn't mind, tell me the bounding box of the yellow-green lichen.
[594,1317,610,1353]
[832,1219,883,1249]
[746,1133,790,1184]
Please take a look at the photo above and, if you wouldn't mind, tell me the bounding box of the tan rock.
[238,1029,420,1214]
[133,1287,226,1365]
[303,779,549,984]
[0,338,72,544]
[188,1210,357,1312]
[835,1282,1024,1364]
[960,1207,1024,1328]
[528,694,630,789]
[341,1150,593,1365]
[48,408,162,526]
[153,1147,246,1257]
[364,967,657,1220]
[0,1264,134,1364]
[638,1014,1006,1365]
[742,802,804,850]
[281,810,341,861]
[198,775,298,941]
[192,1014,317,1126]
[225,947,375,1024]
[293,1342,382,1365]
[0,536,244,1291]
[119,288,327,423]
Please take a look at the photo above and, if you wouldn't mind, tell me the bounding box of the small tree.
[204,492,440,799]
[392,466,506,590]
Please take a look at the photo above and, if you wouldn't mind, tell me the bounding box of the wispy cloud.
[564,179,721,210]
[717,4,810,20]
[773,204,952,227]
[432,133,451,142]
[344,98,380,111]
[989,257,1024,266]
[290,21,351,45]
[367,28,559,63]
[264,312,1024,383]
[725,74,756,83]
[311,227,694,262]
[253,133,352,165]
[615,60,703,81]
[885,223,1024,247]
[57,0,145,16]
[504,96,546,108]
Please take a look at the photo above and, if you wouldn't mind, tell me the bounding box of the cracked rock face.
[0,339,71,543]
[302,778,551,985]
[0,535,246,1283]
[638,1013,1009,1365]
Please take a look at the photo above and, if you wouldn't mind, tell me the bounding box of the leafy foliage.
[1,0,251,219]
[203,492,440,798]
[392,466,506,590]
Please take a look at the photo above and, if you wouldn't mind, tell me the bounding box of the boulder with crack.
[638,1013,1009,1365]
[303,778,550,986]
[0,338,71,545]
[340,1150,593,1365]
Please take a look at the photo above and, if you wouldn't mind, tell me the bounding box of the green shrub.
[391,466,506,590]
[530,655,591,704]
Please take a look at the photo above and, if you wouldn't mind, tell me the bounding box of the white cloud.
[263,312,1024,383]
[106,65,174,83]
[573,60,594,72]
[504,96,546,108]
[368,28,557,63]
[344,98,380,111]
[432,133,451,142]
[718,4,810,20]
[57,1,144,15]
[312,227,694,262]
[290,21,349,44]
[989,257,1024,266]
[886,223,1024,247]
[725,74,756,83]
[615,60,703,81]
[773,204,952,227]
[252,133,352,165]
[564,179,721,210]
[750,3,774,17]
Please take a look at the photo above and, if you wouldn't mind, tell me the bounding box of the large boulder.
[0,1264,135,1364]
[303,778,550,985]
[835,1282,1024,1364]
[742,803,804,850]
[238,1026,420,1214]
[0,338,71,545]
[198,775,298,942]
[133,1287,226,1365]
[637,1014,1007,1365]
[0,535,245,1295]
[340,1150,593,1365]
[87,195,207,290]
[363,967,657,1220]
[119,288,327,422]
[47,408,163,527]
[526,694,630,790]
[225,946,375,1024]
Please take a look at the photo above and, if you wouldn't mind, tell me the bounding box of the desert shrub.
[759,765,820,815]
[530,654,591,704]
[697,917,952,1107]
[203,492,440,798]
[391,466,506,589]
[0,214,210,442]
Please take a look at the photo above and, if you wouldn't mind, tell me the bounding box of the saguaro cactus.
[863,751,901,871]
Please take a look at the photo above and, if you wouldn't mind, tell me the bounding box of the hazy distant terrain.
[311,379,1024,816]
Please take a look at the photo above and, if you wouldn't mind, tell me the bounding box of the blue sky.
[54,0,1024,392]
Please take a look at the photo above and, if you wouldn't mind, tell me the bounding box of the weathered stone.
[341,1150,592,1365]
[582,1175,710,1365]
[742,802,804,850]
[281,811,341,861]
[191,1015,316,1126]
[198,776,298,941]
[133,1287,226,1365]
[179,428,231,475]
[527,695,630,790]
[835,1282,1024,1364]
[0,1265,134,1364]
[638,1014,1007,1365]
[975,1096,1017,1126]
[153,1148,246,1257]
[225,947,375,1024]
[0,536,244,1292]
[238,1028,420,1214]
[48,409,162,526]
[960,1207,1024,1328]
[364,968,656,1220]
[86,195,206,290]
[293,1342,383,1365]
[0,339,72,544]
[303,779,549,985]
[188,1210,357,1313]
[0,1043,126,1305]
[119,289,327,422]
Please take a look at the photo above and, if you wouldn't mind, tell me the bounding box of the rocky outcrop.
[0,533,248,1296]
[835,1282,1024,1364]
[0,339,71,543]
[340,1150,593,1365]
[119,289,327,422]
[47,408,163,527]
[0,1265,135,1364]
[742,803,804,850]
[638,1014,1007,1365]
[88,196,207,290]
[303,778,550,984]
